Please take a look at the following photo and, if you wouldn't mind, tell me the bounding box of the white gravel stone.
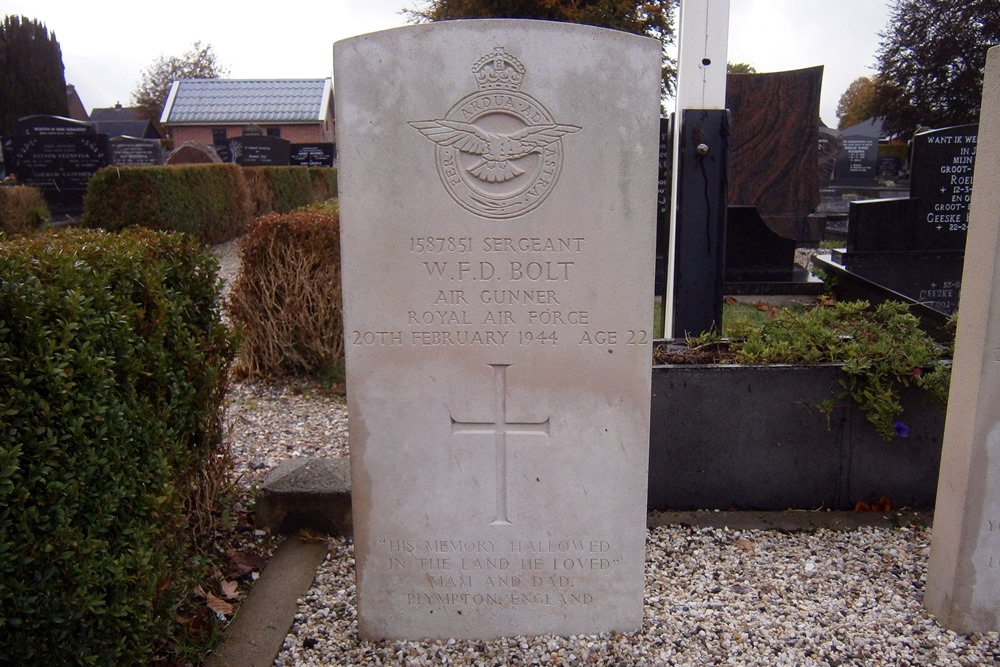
[212,237,1000,666]
[271,525,1000,666]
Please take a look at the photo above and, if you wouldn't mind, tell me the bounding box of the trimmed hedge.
[0,185,50,235]
[307,167,338,202]
[81,165,338,243]
[0,228,236,664]
[81,164,253,244]
[227,210,343,379]
[242,167,314,215]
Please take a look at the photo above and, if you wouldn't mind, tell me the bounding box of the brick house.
[159,79,334,145]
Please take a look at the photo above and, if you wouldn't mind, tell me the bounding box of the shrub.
[0,185,50,235]
[307,167,338,202]
[81,164,253,244]
[227,210,343,379]
[670,300,950,440]
[242,167,314,216]
[0,228,236,664]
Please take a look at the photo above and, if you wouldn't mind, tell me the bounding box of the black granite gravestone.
[814,123,978,335]
[833,135,878,186]
[17,115,96,136]
[225,135,291,166]
[289,143,335,167]
[12,115,110,214]
[110,136,164,166]
[654,117,672,297]
[909,124,977,250]
[878,156,903,181]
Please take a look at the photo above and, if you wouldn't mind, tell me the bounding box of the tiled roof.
[91,106,143,122]
[161,79,331,125]
[93,119,160,139]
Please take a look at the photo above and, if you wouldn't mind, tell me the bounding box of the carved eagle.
[409,119,581,183]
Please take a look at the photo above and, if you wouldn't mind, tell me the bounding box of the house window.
[212,128,227,145]
[267,128,281,138]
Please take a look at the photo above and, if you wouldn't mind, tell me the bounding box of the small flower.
[768,308,778,318]
[893,421,910,438]
[911,367,922,380]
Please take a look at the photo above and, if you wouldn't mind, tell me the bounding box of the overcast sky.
[6,0,891,127]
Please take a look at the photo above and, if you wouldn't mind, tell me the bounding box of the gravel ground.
[272,526,1000,667]
[212,240,1000,666]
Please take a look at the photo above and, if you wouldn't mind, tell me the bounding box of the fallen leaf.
[219,579,240,600]
[206,592,234,617]
[872,496,893,512]
[299,528,328,543]
[225,549,268,578]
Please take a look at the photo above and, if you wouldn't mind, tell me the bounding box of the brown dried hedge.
[227,210,343,379]
[0,185,50,235]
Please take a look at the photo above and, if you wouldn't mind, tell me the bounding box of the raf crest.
[409,47,581,220]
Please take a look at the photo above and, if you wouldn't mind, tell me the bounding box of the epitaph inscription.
[910,125,978,245]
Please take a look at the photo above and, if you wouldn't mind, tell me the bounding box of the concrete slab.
[256,457,352,536]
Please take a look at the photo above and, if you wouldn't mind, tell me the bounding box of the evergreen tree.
[407,0,677,97]
[872,0,1000,136]
[0,16,68,136]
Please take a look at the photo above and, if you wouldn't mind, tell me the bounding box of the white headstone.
[334,20,660,640]
[925,44,1000,632]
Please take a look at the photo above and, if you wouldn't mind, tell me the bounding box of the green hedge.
[0,228,236,665]
[307,167,338,202]
[243,167,314,215]
[879,142,909,160]
[81,164,253,244]
[0,185,50,235]
[81,165,338,243]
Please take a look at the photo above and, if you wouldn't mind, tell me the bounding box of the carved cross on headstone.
[451,363,549,526]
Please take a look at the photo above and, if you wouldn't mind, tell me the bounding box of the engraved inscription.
[451,364,549,525]
[375,535,621,609]
[409,47,581,219]
[347,232,647,349]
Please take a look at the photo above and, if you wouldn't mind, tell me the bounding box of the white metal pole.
[664,0,730,338]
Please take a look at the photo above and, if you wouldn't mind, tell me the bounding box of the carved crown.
[472,47,525,90]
